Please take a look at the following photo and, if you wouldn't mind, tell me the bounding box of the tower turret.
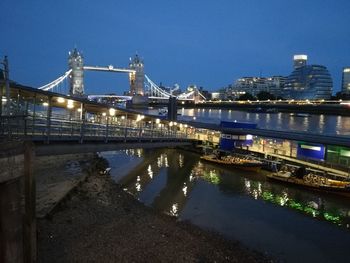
[129,54,144,96]
[68,48,84,96]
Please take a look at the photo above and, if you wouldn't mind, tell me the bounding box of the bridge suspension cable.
[37,69,72,91]
[144,74,172,98]
[145,74,207,101]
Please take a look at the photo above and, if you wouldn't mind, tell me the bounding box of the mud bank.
[37,158,273,262]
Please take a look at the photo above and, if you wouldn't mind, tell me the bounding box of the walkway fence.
[0,114,189,143]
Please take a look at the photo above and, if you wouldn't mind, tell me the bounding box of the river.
[102,148,350,263]
[144,107,350,136]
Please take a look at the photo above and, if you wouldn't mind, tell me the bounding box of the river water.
[145,107,350,136]
[102,148,350,263]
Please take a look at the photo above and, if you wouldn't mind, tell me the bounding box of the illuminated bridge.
[36,48,206,103]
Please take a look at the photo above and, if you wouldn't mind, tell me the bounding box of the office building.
[293,55,308,69]
[342,67,350,95]
[284,55,333,100]
[230,76,286,98]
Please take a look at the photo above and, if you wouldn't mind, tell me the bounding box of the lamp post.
[1,56,10,115]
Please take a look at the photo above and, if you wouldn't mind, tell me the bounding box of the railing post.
[24,141,36,263]
[45,96,52,144]
[3,56,10,115]
[124,114,128,142]
[31,94,36,136]
[105,116,109,143]
[79,104,85,143]
[138,121,142,142]
[151,120,153,141]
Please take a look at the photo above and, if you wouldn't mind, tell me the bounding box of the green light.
[324,213,341,224]
[202,171,220,185]
[262,191,274,201]
[304,206,319,217]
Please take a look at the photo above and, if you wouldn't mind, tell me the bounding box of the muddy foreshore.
[37,157,274,262]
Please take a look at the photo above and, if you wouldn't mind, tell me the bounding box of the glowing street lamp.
[67,99,74,109]
[109,108,116,116]
[57,97,65,103]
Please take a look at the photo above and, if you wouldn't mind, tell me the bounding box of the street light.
[67,99,74,109]
[1,56,10,115]
[57,97,65,103]
[109,108,116,116]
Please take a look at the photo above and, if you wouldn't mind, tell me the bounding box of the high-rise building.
[341,67,350,95]
[284,55,333,100]
[293,55,308,69]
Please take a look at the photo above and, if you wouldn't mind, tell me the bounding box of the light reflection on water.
[143,108,350,136]
[103,149,350,262]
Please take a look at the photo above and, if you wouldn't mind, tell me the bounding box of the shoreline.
[37,157,273,262]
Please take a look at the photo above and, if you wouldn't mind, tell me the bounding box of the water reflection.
[176,108,350,136]
[193,162,349,227]
[147,165,153,179]
[115,149,350,230]
[106,148,350,262]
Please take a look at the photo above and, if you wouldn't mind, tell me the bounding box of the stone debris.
[37,157,274,262]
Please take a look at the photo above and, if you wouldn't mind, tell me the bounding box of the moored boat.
[200,154,263,172]
[266,167,350,193]
[158,107,168,115]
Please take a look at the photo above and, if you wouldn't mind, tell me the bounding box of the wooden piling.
[0,178,23,263]
[0,142,25,263]
[23,141,36,263]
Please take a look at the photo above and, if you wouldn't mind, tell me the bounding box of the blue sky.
[1,0,350,94]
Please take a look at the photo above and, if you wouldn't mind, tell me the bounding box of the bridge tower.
[68,48,84,96]
[129,54,144,96]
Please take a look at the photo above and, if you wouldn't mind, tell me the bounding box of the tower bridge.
[37,48,206,103]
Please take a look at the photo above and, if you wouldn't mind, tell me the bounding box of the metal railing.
[0,115,190,143]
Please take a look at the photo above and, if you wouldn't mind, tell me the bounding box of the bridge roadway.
[182,121,350,148]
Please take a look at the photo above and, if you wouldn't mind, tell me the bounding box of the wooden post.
[0,178,23,263]
[23,142,36,263]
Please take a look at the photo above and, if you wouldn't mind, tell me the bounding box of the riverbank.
[37,157,273,262]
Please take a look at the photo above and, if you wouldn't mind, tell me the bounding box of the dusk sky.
[1,0,350,95]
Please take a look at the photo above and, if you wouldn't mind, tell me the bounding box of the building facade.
[293,54,308,69]
[341,67,350,95]
[230,76,286,98]
[284,55,333,100]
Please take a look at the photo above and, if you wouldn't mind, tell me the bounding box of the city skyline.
[1,0,350,95]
